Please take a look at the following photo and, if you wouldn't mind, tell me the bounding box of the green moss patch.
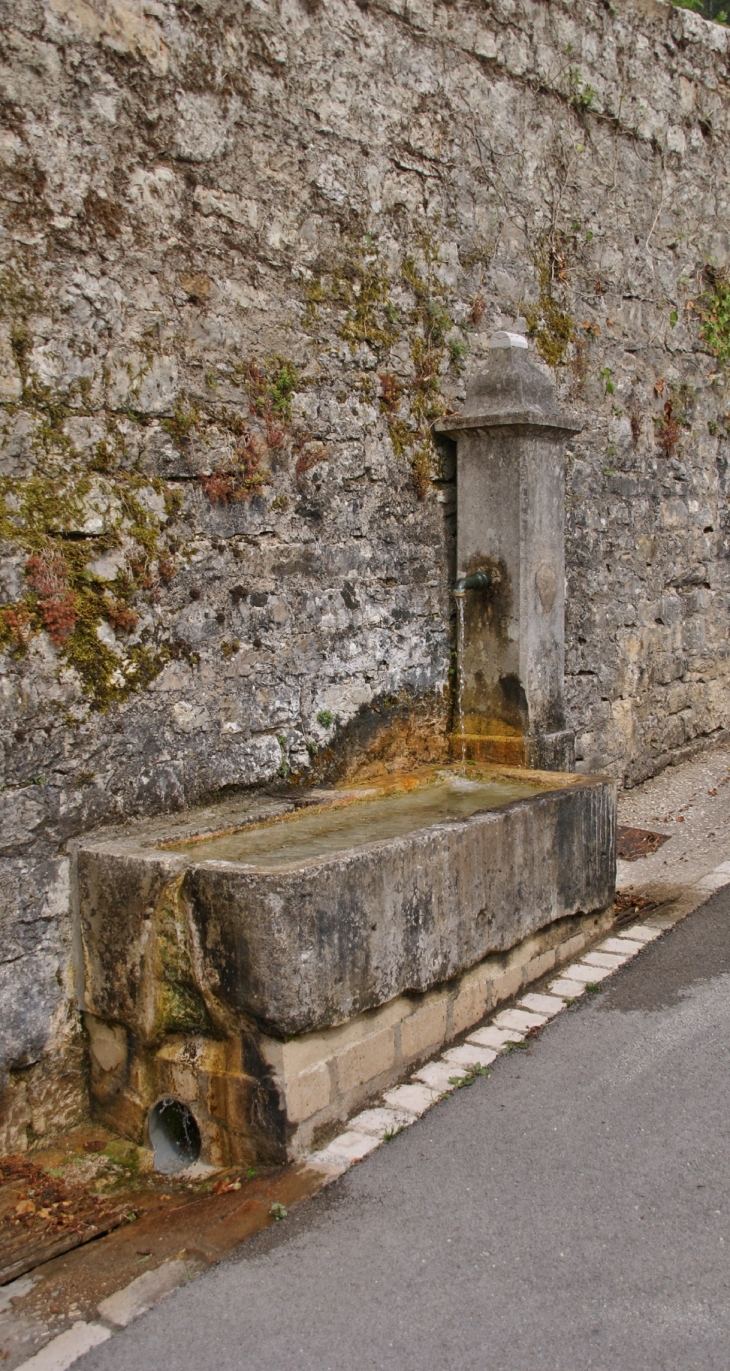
[522,241,575,369]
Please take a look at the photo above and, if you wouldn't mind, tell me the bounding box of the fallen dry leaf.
[213,1178,242,1195]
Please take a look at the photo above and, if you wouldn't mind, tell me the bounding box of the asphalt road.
[79,892,730,1371]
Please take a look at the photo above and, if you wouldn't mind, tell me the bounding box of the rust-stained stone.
[74,768,615,1163]
[77,774,616,1040]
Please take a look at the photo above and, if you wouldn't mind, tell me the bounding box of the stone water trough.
[76,763,615,1169]
[75,337,616,1171]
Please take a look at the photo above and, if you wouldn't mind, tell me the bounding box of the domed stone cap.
[434,332,581,436]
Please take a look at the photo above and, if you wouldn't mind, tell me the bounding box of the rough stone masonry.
[0,0,728,1146]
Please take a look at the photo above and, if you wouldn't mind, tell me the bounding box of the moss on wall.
[303,234,466,497]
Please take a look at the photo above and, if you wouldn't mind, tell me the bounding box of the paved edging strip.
[13,1260,200,1371]
[12,1322,111,1371]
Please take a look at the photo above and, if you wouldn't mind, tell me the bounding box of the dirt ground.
[0,1122,323,1368]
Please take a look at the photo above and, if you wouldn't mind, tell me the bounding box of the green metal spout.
[453,570,493,598]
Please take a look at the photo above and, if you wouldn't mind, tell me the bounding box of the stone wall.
[1,0,729,1143]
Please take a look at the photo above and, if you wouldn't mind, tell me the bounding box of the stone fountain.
[435,330,581,770]
[74,337,615,1171]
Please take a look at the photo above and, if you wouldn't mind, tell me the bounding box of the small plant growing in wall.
[567,68,597,113]
[652,379,692,460]
[0,603,34,654]
[0,267,183,708]
[25,549,77,645]
[655,400,681,457]
[697,266,730,368]
[671,0,728,25]
[163,357,321,507]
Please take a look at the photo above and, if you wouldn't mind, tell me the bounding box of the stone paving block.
[97,1260,197,1328]
[564,962,613,983]
[348,1107,415,1137]
[697,872,730,890]
[305,1151,349,1176]
[0,1276,37,1313]
[15,1322,111,1371]
[442,1044,497,1069]
[493,1008,548,1033]
[714,862,730,875]
[582,951,628,969]
[549,977,586,999]
[518,992,565,1017]
[309,1130,382,1169]
[382,1083,439,1116]
[413,1060,468,1092]
[599,937,643,956]
[623,924,662,942]
[466,1025,525,1049]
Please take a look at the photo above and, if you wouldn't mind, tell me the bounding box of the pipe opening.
[148,1097,201,1174]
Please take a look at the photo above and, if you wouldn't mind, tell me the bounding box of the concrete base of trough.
[75,766,616,1167]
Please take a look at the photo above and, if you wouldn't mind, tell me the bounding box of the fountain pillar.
[435,332,582,771]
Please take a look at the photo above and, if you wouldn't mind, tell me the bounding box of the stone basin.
[75,764,616,1165]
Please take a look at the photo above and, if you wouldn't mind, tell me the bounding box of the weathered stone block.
[490,964,525,1006]
[286,1062,332,1124]
[451,970,490,1037]
[78,772,616,1040]
[524,949,557,982]
[556,933,587,965]
[335,1028,396,1094]
[400,998,448,1061]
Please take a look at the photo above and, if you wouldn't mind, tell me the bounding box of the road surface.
[78,890,730,1371]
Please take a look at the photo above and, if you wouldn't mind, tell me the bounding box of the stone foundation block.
[451,969,490,1037]
[400,998,448,1061]
[556,933,586,964]
[335,1027,396,1094]
[286,1062,332,1124]
[524,949,556,983]
[490,964,524,1006]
